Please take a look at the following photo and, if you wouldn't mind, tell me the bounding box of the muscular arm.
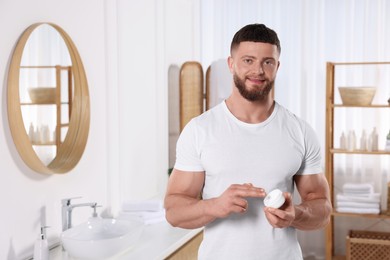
[164,169,212,229]
[291,174,332,230]
[164,169,265,229]
[264,173,332,230]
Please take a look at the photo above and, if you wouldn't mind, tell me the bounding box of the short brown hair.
[230,24,281,55]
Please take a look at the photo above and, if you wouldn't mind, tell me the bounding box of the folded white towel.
[337,201,380,209]
[143,215,167,225]
[343,182,374,189]
[336,207,380,214]
[342,183,374,194]
[336,193,381,203]
[119,210,165,220]
[343,192,378,198]
[122,199,163,212]
[118,210,167,225]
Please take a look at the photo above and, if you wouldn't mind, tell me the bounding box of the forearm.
[165,194,217,229]
[291,198,332,230]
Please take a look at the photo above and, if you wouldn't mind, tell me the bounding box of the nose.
[255,61,264,75]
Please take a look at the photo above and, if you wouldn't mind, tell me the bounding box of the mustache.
[233,74,274,102]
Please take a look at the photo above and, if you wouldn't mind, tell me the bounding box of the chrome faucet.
[61,197,97,231]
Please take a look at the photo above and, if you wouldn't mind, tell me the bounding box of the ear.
[227,56,234,74]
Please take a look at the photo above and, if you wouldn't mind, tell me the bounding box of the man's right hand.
[211,183,266,218]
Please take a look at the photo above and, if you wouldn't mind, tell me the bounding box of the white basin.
[61,217,144,259]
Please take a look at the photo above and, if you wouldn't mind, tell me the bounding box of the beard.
[233,74,274,102]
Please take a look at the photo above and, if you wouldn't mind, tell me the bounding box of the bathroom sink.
[61,217,144,259]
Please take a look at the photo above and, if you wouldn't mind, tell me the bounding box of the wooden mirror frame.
[7,23,90,174]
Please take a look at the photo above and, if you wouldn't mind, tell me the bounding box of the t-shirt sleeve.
[174,119,205,172]
[297,121,323,175]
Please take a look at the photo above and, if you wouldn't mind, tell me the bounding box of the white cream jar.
[263,189,285,208]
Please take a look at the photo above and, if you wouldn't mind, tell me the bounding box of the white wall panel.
[0,0,108,258]
[0,0,201,258]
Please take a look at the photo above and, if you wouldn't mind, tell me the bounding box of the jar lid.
[263,189,285,208]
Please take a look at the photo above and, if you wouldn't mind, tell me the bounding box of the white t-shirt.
[174,101,322,260]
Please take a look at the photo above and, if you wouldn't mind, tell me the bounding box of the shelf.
[20,102,69,105]
[331,149,390,155]
[21,102,55,105]
[329,61,390,65]
[333,104,390,108]
[332,211,390,220]
[32,142,56,146]
[325,61,390,259]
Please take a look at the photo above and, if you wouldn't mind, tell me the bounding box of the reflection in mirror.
[7,22,90,174]
[19,24,73,164]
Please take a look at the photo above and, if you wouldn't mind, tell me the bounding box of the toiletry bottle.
[28,123,35,142]
[360,130,367,151]
[367,134,373,152]
[39,125,47,144]
[385,130,390,151]
[371,127,379,151]
[33,226,49,260]
[41,125,50,143]
[347,130,356,151]
[340,131,347,150]
[34,127,41,144]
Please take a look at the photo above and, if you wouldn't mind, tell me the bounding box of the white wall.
[0,0,199,258]
[113,0,201,203]
[0,0,108,258]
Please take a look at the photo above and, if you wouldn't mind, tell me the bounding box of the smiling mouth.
[247,77,266,85]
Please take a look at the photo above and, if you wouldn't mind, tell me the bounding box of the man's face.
[228,41,280,102]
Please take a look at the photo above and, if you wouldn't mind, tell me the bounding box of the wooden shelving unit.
[20,65,72,151]
[325,61,390,259]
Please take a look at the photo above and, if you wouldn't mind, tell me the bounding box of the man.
[164,23,331,259]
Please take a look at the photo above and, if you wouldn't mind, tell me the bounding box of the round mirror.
[7,23,90,174]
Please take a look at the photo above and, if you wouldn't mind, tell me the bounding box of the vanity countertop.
[50,221,203,260]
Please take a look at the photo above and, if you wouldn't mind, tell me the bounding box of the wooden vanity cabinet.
[165,231,203,260]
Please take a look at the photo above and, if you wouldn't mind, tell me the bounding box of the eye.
[263,59,276,67]
[243,59,253,64]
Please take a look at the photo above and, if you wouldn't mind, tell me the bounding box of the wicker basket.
[28,87,56,103]
[346,230,390,260]
[338,87,376,106]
